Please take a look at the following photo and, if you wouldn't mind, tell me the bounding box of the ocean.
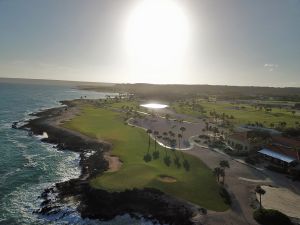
[0,82,154,225]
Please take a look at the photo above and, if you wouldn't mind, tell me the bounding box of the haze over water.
[0,82,154,225]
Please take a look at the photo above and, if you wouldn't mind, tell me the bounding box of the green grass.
[172,103,203,117]
[109,100,140,110]
[63,105,229,211]
[172,101,300,127]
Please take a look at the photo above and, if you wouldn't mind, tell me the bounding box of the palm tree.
[146,129,152,151]
[169,132,175,147]
[180,126,186,136]
[162,131,168,149]
[204,122,208,131]
[153,130,159,151]
[296,147,300,161]
[165,114,170,120]
[164,137,170,151]
[213,167,223,182]
[170,132,175,138]
[177,133,182,149]
[219,160,230,183]
[255,185,266,210]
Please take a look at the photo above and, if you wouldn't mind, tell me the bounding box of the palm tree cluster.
[153,130,160,159]
[144,127,193,170]
[209,110,234,121]
[144,129,162,162]
[177,99,206,114]
[214,160,230,184]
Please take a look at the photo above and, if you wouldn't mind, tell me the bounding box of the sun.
[124,0,190,82]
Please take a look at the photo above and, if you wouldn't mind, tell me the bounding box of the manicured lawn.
[172,101,300,127]
[109,100,140,110]
[172,102,203,117]
[63,105,229,211]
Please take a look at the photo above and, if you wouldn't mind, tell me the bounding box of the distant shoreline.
[18,99,201,225]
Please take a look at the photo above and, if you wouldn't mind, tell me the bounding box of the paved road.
[187,147,267,225]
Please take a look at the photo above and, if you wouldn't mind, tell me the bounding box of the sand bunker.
[104,153,122,172]
[157,175,177,183]
[257,185,300,219]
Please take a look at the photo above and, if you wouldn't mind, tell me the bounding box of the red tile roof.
[272,136,300,148]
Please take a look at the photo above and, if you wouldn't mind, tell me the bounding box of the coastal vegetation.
[63,104,229,211]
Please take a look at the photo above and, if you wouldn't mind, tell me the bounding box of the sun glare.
[124,0,190,82]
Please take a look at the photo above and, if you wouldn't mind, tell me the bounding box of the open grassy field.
[63,105,229,211]
[172,102,204,118]
[109,100,140,110]
[172,101,300,128]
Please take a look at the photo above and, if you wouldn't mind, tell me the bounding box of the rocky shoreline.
[16,100,204,225]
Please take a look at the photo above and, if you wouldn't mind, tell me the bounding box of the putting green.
[63,105,229,211]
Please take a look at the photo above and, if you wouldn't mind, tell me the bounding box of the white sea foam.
[0,182,51,224]
[84,150,96,158]
[23,155,38,168]
[17,142,27,149]
[2,122,12,129]
[36,132,49,140]
[0,85,158,225]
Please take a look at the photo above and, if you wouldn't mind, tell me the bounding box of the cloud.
[264,63,279,72]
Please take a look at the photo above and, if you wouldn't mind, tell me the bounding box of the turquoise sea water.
[0,82,154,225]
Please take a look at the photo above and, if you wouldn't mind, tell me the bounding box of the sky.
[0,0,300,86]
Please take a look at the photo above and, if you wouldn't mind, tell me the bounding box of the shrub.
[253,209,292,225]
[198,134,209,139]
[266,165,287,174]
[219,186,231,205]
[224,148,249,157]
[245,156,256,165]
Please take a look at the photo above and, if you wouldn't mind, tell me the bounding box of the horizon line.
[1,76,300,89]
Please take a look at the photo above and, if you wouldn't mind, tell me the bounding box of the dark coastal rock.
[78,186,197,225]
[20,100,202,225]
[11,121,18,129]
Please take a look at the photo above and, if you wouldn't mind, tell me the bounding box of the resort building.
[258,136,300,167]
[258,145,298,167]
